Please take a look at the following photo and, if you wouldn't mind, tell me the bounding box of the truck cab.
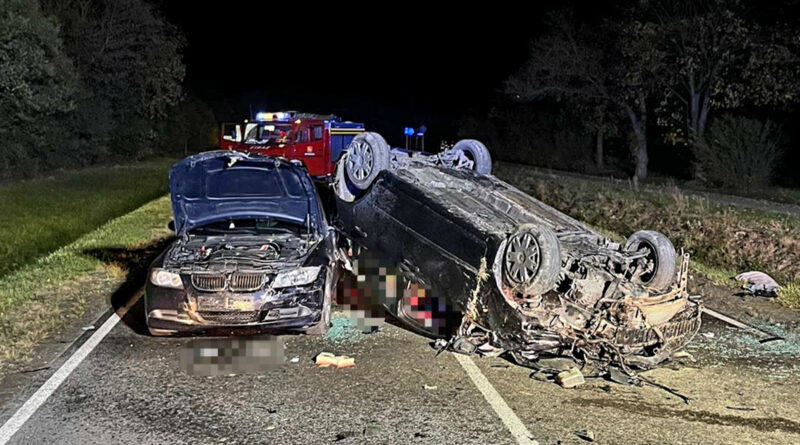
[220,111,365,180]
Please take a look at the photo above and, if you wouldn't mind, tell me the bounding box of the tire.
[502,224,561,295]
[333,155,357,202]
[452,139,492,175]
[344,132,390,191]
[305,284,332,335]
[625,230,677,292]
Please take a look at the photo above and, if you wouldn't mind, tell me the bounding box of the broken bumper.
[144,276,326,333]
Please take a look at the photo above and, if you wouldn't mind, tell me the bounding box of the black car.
[145,151,340,336]
[333,132,701,369]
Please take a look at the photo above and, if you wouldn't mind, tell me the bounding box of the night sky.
[162,3,571,142]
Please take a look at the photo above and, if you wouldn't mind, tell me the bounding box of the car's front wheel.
[304,285,332,335]
[625,230,677,292]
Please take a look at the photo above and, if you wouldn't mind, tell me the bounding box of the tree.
[42,0,185,158]
[0,0,78,177]
[506,11,659,182]
[647,0,800,177]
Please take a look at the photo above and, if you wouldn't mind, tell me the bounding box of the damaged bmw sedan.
[334,133,702,369]
[145,151,340,336]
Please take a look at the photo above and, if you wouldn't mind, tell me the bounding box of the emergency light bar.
[255,111,296,122]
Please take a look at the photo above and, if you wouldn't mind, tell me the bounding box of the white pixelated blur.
[180,337,285,375]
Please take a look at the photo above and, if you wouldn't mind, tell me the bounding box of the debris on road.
[530,371,550,382]
[574,429,595,442]
[671,351,694,362]
[696,303,785,342]
[289,357,299,364]
[735,271,781,297]
[556,367,585,388]
[81,325,95,332]
[607,367,633,385]
[315,352,355,369]
[423,384,438,390]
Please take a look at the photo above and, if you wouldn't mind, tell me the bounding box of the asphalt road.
[1,293,799,445]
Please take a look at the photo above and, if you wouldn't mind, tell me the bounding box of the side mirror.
[167,220,175,232]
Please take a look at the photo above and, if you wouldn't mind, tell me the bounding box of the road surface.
[0,288,798,445]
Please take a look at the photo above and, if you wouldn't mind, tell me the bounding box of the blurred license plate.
[197,295,257,311]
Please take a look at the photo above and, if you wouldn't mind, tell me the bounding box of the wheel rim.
[504,231,541,286]
[633,241,658,284]
[346,141,374,181]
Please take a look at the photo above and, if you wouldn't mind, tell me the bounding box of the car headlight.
[150,268,184,289]
[272,266,322,289]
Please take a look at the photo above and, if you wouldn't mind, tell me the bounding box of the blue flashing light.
[255,112,268,122]
[404,127,415,136]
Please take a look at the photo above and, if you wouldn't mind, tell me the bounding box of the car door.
[292,122,326,177]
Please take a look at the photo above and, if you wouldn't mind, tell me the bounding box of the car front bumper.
[144,276,326,334]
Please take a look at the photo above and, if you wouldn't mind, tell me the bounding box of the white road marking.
[454,353,538,445]
[0,293,140,445]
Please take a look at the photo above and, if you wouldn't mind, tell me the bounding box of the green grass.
[494,163,800,307]
[0,159,175,278]
[778,282,800,310]
[0,195,173,365]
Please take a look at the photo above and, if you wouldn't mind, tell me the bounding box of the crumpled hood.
[169,151,316,235]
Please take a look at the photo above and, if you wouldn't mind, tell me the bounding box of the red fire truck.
[220,111,365,179]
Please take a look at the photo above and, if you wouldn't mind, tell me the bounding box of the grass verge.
[0,196,173,367]
[494,163,800,307]
[0,158,175,278]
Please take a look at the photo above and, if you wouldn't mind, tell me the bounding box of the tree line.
[0,0,214,179]
[489,0,800,189]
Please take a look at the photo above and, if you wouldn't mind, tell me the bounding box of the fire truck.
[220,111,365,179]
[220,110,493,188]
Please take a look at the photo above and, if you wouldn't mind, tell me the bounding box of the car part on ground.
[333,152,701,371]
[145,151,341,336]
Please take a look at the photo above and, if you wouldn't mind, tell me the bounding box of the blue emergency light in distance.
[404,127,415,136]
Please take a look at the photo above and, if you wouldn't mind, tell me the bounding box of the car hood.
[169,151,317,235]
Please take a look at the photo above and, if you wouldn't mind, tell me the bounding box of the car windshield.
[190,217,307,236]
[243,123,292,144]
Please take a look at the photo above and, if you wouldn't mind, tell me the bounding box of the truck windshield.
[243,123,292,144]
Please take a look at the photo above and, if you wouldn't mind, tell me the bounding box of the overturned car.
[145,151,340,336]
[334,132,702,369]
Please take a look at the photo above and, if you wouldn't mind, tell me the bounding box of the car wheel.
[305,285,332,335]
[625,230,677,292]
[334,154,358,202]
[452,139,492,175]
[344,132,390,191]
[502,224,561,295]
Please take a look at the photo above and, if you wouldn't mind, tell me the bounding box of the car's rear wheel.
[452,139,492,175]
[344,132,390,191]
[502,224,561,295]
[624,230,677,292]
